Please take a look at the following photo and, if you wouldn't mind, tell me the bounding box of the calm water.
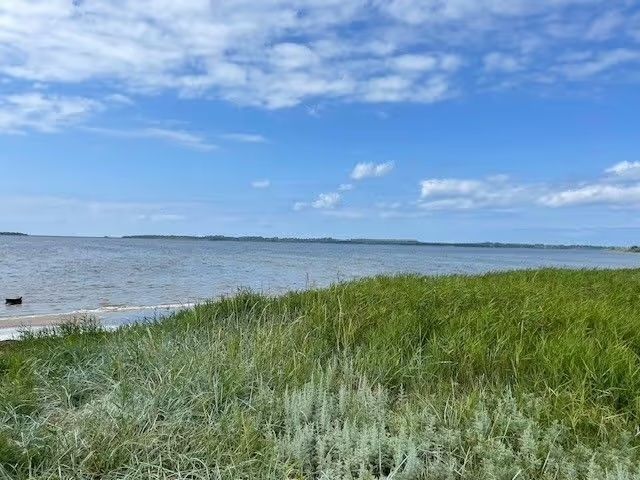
[2,235,640,320]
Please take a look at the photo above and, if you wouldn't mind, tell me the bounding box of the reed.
[2,268,640,478]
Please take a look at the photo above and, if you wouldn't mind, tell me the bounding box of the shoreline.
[0,303,193,340]
[3,233,620,250]
[2,270,640,476]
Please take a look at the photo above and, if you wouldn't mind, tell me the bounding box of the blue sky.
[1,1,640,245]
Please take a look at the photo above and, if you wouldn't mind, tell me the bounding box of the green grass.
[2,269,640,478]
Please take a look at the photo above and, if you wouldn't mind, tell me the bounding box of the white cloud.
[390,53,461,73]
[559,49,640,79]
[294,192,342,211]
[351,162,395,180]
[312,192,341,209]
[418,175,536,210]
[0,0,635,147]
[483,52,523,73]
[605,161,640,179]
[419,197,479,210]
[105,93,134,105]
[361,75,453,103]
[1,0,631,113]
[420,179,484,197]
[0,1,469,109]
[0,93,101,133]
[391,54,438,72]
[270,43,320,70]
[221,133,267,143]
[338,183,354,191]
[141,128,217,151]
[415,162,640,212]
[378,0,599,24]
[251,179,271,189]
[294,161,640,217]
[540,184,640,207]
[84,126,217,151]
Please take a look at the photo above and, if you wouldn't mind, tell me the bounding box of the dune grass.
[2,269,640,478]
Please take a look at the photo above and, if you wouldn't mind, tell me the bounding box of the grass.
[2,269,640,478]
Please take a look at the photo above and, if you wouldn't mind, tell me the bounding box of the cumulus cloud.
[351,162,395,180]
[313,192,342,209]
[540,184,640,207]
[251,179,271,189]
[294,192,342,211]
[419,175,533,210]
[416,162,640,212]
[296,161,393,215]
[539,161,640,207]
[293,160,640,218]
[0,93,101,134]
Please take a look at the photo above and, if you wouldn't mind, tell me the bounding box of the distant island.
[0,232,28,236]
[121,235,610,250]
[629,246,640,253]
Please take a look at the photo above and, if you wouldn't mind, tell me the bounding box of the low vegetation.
[2,269,640,479]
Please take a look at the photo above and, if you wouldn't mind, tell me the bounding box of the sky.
[1,1,640,245]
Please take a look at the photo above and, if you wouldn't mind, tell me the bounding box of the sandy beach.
[0,313,108,341]
[0,304,192,340]
[0,312,82,330]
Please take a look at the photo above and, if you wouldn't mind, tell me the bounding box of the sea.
[2,235,640,327]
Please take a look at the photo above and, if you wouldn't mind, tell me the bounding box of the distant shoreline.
[2,232,631,250]
[122,235,613,250]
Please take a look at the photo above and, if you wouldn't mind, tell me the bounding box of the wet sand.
[0,313,109,341]
[0,312,79,329]
[0,304,191,341]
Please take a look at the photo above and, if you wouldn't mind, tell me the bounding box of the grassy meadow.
[2,269,640,478]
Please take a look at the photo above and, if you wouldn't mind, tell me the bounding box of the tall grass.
[2,269,640,478]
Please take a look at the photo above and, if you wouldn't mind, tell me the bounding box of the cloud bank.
[0,0,638,124]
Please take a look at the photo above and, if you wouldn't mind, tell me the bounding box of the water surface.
[2,236,639,321]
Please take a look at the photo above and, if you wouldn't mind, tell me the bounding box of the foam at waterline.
[0,323,126,342]
[0,303,197,338]
[0,302,197,322]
